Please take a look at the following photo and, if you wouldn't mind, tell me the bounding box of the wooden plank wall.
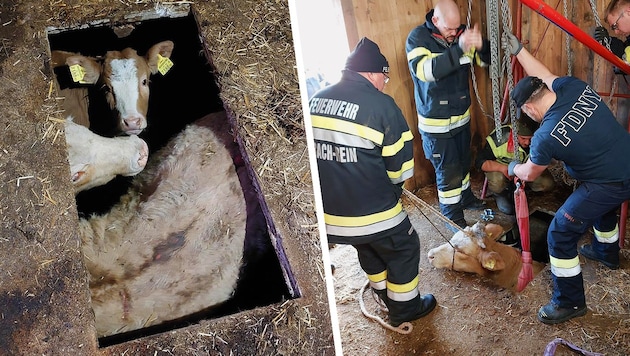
[337,0,630,190]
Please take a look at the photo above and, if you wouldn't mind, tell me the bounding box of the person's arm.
[481,160,510,179]
[508,158,548,182]
[505,33,558,89]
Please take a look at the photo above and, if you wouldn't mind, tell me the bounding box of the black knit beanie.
[344,37,390,73]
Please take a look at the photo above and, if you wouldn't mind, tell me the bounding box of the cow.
[51,41,174,192]
[51,40,175,135]
[65,118,148,193]
[427,222,546,291]
[78,113,248,338]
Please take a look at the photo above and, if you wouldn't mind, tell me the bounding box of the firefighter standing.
[310,37,436,327]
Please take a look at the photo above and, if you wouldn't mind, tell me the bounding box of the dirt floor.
[330,171,630,355]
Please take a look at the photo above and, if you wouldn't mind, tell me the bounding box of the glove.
[504,32,522,56]
[593,26,610,45]
[508,161,519,176]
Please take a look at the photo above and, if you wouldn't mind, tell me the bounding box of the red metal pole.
[519,0,630,74]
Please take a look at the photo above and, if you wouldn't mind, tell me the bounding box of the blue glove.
[508,161,519,176]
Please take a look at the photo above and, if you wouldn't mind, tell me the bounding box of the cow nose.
[123,115,145,133]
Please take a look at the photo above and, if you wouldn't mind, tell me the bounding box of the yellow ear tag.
[157,54,173,75]
[69,64,87,83]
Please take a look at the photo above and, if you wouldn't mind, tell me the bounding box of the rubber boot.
[493,189,515,215]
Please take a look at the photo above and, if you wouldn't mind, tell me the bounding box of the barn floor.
[331,170,630,355]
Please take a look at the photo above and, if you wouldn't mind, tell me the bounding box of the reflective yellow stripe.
[550,255,580,269]
[594,225,619,243]
[418,108,470,127]
[387,158,414,181]
[387,275,419,293]
[382,130,413,157]
[367,270,387,283]
[325,210,407,237]
[324,202,403,227]
[311,115,384,145]
[407,47,438,82]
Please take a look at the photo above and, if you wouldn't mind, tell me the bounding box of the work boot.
[445,218,467,233]
[579,244,620,269]
[390,294,437,327]
[493,189,515,215]
[537,302,587,325]
[463,197,486,210]
[497,228,521,248]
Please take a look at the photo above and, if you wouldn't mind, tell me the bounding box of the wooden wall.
[337,0,630,190]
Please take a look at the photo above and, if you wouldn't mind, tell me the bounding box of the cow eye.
[100,84,111,94]
[142,78,148,86]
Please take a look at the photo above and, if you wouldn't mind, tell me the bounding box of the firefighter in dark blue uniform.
[310,37,436,327]
[405,0,490,230]
[506,32,630,324]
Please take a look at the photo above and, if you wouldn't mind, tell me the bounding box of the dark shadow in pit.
[47,10,294,347]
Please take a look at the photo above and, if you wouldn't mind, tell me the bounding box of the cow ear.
[480,251,506,271]
[485,223,505,241]
[65,55,102,84]
[70,164,93,189]
[146,40,175,74]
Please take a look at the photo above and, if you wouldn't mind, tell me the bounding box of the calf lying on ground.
[65,118,148,193]
[427,222,545,291]
[79,114,247,337]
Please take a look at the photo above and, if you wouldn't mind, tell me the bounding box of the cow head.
[52,40,175,135]
[65,119,149,193]
[427,222,507,276]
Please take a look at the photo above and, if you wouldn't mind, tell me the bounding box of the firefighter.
[506,32,630,324]
[405,0,490,231]
[310,37,436,327]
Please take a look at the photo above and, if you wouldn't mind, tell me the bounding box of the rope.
[402,188,464,233]
[469,0,492,123]
[564,0,573,76]
[358,280,413,334]
[499,0,518,160]
[589,0,618,106]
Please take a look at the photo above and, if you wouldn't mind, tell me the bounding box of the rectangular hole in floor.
[46,5,298,347]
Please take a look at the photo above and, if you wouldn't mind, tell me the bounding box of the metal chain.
[564,0,573,76]
[488,0,503,143]
[499,0,517,156]
[469,0,492,124]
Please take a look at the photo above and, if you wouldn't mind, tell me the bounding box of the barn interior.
[47,10,296,346]
[0,1,334,355]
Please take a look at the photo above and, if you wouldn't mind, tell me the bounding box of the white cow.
[427,222,545,291]
[65,118,148,193]
[78,113,247,337]
[51,41,174,192]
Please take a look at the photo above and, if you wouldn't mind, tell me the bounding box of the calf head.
[65,119,149,193]
[52,40,174,135]
[427,222,507,276]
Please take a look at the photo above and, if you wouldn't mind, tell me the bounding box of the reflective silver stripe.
[594,226,619,244]
[550,255,581,278]
[417,112,470,134]
[391,164,414,184]
[370,280,387,290]
[325,210,407,237]
[422,59,435,82]
[312,127,375,149]
[550,264,581,278]
[388,288,419,302]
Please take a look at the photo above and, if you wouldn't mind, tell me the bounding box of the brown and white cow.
[52,41,174,192]
[65,118,148,193]
[51,40,174,134]
[78,113,247,337]
[427,222,545,291]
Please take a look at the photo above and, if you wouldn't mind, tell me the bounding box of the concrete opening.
[47,8,296,347]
